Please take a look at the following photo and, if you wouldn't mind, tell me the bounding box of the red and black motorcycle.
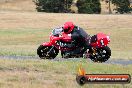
[37,28,111,62]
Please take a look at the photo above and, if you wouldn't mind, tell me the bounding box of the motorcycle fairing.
[42,42,52,46]
[61,32,72,42]
[91,33,110,48]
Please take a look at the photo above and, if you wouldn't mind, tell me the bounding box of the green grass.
[0,28,51,56]
[0,28,50,45]
[0,28,132,59]
[0,59,131,88]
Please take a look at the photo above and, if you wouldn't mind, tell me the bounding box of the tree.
[33,0,73,13]
[111,0,132,13]
[77,0,101,14]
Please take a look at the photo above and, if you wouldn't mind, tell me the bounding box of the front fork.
[47,46,55,55]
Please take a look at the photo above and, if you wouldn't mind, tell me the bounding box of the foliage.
[34,0,73,13]
[111,0,132,13]
[77,0,101,14]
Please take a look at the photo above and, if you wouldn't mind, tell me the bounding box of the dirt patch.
[0,11,132,29]
[0,0,36,11]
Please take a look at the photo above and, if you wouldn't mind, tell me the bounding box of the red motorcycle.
[37,28,111,62]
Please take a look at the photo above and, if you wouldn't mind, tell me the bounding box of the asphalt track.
[0,55,132,65]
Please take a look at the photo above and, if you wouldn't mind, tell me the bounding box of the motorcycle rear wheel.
[37,45,59,59]
[89,46,111,62]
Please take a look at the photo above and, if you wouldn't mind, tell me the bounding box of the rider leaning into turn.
[62,22,91,56]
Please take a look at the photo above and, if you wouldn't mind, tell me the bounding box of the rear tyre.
[89,46,111,62]
[37,45,59,59]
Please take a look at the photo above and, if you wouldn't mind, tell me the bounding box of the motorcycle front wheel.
[89,46,111,62]
[37,45,59,59]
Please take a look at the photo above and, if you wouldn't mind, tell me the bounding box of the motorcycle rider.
[62,22,91,57]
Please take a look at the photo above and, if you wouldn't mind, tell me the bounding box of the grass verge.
[0,59,131,88]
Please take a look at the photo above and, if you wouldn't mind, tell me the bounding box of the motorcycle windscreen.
[52,27,63,36]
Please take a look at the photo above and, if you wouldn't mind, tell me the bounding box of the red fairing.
[50,32,72,43]
[42,42,52,46]
[41,36,61,47]
[42,32,72,49]
[50,35,61,43]
[91,33,110,48]
[61,32,72,42]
